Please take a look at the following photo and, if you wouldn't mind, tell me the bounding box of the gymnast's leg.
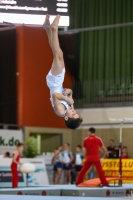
[43,15,65,76]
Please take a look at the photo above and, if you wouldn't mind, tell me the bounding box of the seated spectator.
[122,146,129,158]
[107,139,119,158]
[4,152,10,158]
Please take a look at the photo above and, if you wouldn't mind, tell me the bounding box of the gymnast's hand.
[62,88,72,96]
[67,97,74,105]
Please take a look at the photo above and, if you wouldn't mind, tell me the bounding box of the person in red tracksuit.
[76,127,108,186]
[11,143,24,188]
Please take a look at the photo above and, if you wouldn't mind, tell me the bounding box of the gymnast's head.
[64,107,83,129]
[16,142,24,152]
[88,127,96,135]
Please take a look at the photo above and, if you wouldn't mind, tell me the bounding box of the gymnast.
[43,15,83,129]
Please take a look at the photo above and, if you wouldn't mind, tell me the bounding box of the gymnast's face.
[122,147,127,154]
[109,140,114,147]
[18,145,24,152]
[58,146,63,151]
[64,143,69,150]
[65,107,79,119]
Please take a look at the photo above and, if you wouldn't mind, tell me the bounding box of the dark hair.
[16,142,24,147]
[64,117,83,130]
[77,145,82,149]
[65,143,70,147]
[57,145,62,149]
[88,127,95,133]
[110,139,114,143]
[123,146,127,149]
[5,152,10,157]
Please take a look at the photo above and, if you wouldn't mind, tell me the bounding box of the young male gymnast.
[43,15,83,129]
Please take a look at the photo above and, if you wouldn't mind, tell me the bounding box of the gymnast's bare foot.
[51,15,60,30]
[43,14,51,31]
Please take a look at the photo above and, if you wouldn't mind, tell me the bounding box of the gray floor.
[0,195,133,200]
[0,184,132,198]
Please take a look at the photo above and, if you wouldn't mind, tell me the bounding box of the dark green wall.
[69,0,133,81]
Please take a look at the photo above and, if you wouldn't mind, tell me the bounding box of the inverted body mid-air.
[43,14,83,129]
